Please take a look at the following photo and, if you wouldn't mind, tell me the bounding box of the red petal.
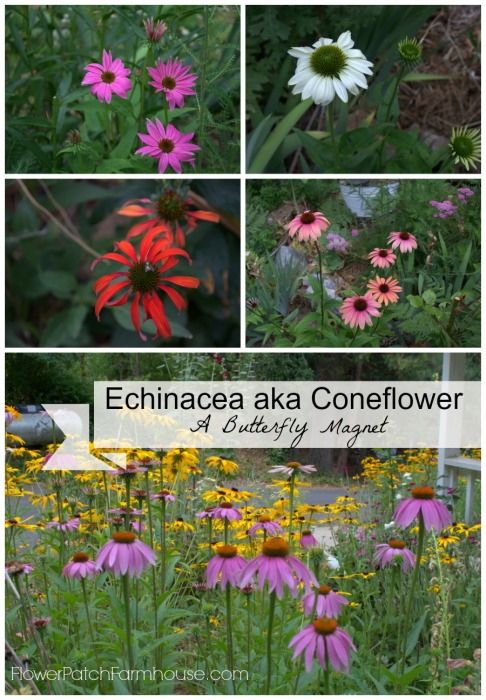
[93,271,128,294]
[175,222,185,247]
[143,293,171,338]
[118,204,153,217]
[190,210,220,222]
[151,244,190,265]
[140,225,171,262]
[158,284,186,311]
[95,280,131,319]
[130,293,147,341]
[126,218,159,239]
[91,252,133,271]
[162,276,200,289]
[158,258,180,274]
[114,240,138,265]
[106,290,131,307]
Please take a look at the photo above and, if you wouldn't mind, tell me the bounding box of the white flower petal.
[332,77,349,103]
[313,37,333,48]
[337,30,354,50]
[301,74,321,100]
[288,47,314,58]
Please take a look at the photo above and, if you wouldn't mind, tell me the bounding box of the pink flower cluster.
[326,232,350,252]
[81,18,199,175]
[429,200,458,218]
[457,187,475,200]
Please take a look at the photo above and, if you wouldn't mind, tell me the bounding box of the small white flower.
[384,520,395,530]
[395,494,403,501]
[288,31,373,106]
[326,554,340,570]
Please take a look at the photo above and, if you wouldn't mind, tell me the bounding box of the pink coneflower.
[147,57,197,110]
[367,276,402,306]
[62,553,98,581]
[29,617,51,631]
[211,502,241,522]
[302,584,349,618]
[45,518,80,532]
[111,465,149,477]
[144,18,166,43]
[340,293,381,330]
[268,461,316,475]
[368,248,397,268]
[108,506,143,516]
[135,119,200,174]
[81,50,132,104]
[393,486,452,531]
[238,537,317,599]
[195,506,217,519]
[300,529,319,549]
[374,539,416,573]
[96,531,156,578]
[248,515,283,538]
[206,545,247,588]
[351,228,359,237]
[150,489,176,503]
[289,618,356,673]
[5,561,34,577]
[388,231,418,254]
[287,211,330,242]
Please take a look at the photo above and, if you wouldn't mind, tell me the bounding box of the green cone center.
[128,261,160,293]
[157,191,185,221]
[310,45,346,78]
[451,136,474,158]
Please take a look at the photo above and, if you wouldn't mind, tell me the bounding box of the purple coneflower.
[374,539,416,572]
[238,537,317,599]
[289,617,356,673]
[5,561,34,576]
[248,515,283,538]
[96,531,156,578]
[81,50,132,104]
[300,529,319,549]
[302,585,349,618]
[206,545,247,589]
[211,502,242,522]
[393,486,452,531]
[268,461,316,475]
[62,552,98,580]
[108,506,143,516]
[45,518,80,532]
[150,489,176,503]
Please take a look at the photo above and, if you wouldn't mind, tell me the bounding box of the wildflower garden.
[5,5,240,174]
[246,5,480,174]
[246,179,480,348]
[5,178,240,348]
[4,352,481,694]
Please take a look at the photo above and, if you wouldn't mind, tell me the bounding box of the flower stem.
[314,242,325,338]
[105,103,112,158]
[327,101,340,172]
[122,573,135,692]
[160,499,166,594]
[138,46,151,132]
[81,578,102,669]
[264,590,277,693]
[378,65,405,169]
[163,92,169,126]
[225,584,236,693]
[401,511,425,674]
[324,645,331,693]
[378,564,396,663]
[125,478,131,530]
[196,5,210,169]
[288,472,296,553]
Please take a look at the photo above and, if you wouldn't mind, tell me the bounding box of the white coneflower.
[288,31,373,106]
[449,126,481,171]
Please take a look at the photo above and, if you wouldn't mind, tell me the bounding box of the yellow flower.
[428,584,440,594]
[441,555,456,565]
[5,517,37,531]
[171,518,195,532]
[209,616,220,627]
[5,405,22,421]
[30,493,58,510]
[438,534,460,549]
[206,456,239,475]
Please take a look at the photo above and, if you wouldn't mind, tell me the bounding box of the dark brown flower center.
[313,617,338,635]
[101,71,116,84]
[262,537,289,557]
[379,284,390,293]
[354,298,368,311]
[158,138,174,153]
[217,545,237,558]
[162,76,176,90]
[318,584,332,595]
[388,539,406,549]
[412,486,435,500]
[379,249,389,257]
[400,232,410,240]
[128,261,160,294]
[300,211,315,224]
[258,515,272,523]
[220,502,233,509]
[72,552,90,563]
[112,531,137,544]
[287,462,301,468]
[160,490,171,496]
[302,529,312,536]
[156,190,185,221]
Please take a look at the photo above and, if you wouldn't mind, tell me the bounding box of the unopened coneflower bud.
[144,17,167,44]
[68,129,82,144]
[397,37,422,67]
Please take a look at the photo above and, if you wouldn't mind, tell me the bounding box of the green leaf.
[422,289,436,306]
[39,271,77,298]
[111,124,138,159]
[403,72,453,81]
[95,158,133,174]
[407,295,424,308]
[248,98,312,173]
[40,306,88,347]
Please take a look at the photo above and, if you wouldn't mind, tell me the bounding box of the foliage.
[246,179,480,348]
[5,178,240,348]
[6,5,240,174]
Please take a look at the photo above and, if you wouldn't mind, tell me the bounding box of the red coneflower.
[92,229,199,340]
[118,191,220,247]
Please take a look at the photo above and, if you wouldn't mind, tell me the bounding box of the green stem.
[378,65,405,168]
[81,579,102,670]
[264,590,277,693]
[163,93,169,126]
[122,573,135,692]
[105,103,112,158]
[378,564,396,663]
[314,242,325,338]
[196,5,210,169]
[324,647,330,693]
[327,101,340,172]
[125,478,131,530]
[161,499,166,594]
[138,46,152,131]
[401,512,425,674]
[52,96,59,172]
[288,473,295,553]
[225,584,236,693]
